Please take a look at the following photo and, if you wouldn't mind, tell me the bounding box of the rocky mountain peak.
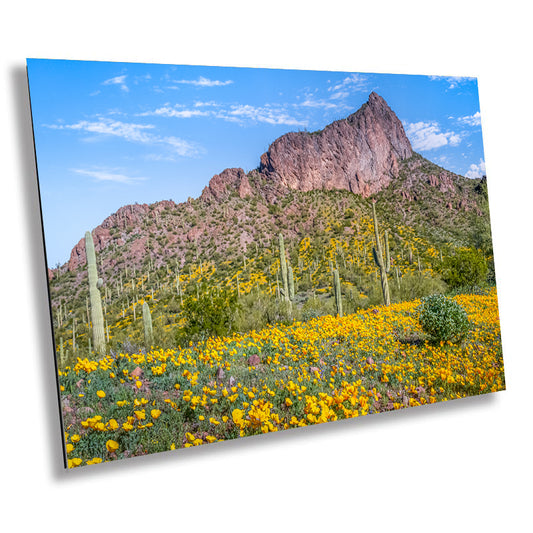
[258,92,412,197]
[199,93,412,203]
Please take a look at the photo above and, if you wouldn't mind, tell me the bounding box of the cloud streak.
[139,103,308,127]
[170,76,233,87]
[220,104,308,126]
[457,111,481,127]
[138,106,210,119]
[429,75,476,90]
[72,168,147,184]
[45,118,201,157]
[327,73,368,95]
[404,121,462,151]
[297,92,345,111]
[102,75,129,92]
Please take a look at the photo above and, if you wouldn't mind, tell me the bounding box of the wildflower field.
[60,289,503,468]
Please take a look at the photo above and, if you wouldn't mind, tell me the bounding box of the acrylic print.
[27,59,505,468]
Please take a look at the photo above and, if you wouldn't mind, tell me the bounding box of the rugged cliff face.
[257,92,412,197]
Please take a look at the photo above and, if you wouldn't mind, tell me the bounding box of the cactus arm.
[372,246,382,269]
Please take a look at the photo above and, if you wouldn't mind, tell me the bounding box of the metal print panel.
[27,59,505,469]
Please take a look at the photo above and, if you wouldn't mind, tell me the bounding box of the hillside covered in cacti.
[49,149,493,367]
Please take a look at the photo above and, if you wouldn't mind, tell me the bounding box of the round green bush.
[418,294,470,343]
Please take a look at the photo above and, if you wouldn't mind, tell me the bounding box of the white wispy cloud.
[429,75,476,90]
[220,104,308,126]
[46,119,155,142]
[139,103,308,126]
[457,111,481,127]
[45,118,201,157]
[138,106,210,118]
[327,73,368,95]
[298,94,344,110]
[134,73,152,83]
[102,75,129,92]
[404,121,462,151]
[170,76,233,87]
[295,76,368,110]
[329,90,350,101]
[193,101,219,107]
[465,159,486,179]
[72,168,147,184]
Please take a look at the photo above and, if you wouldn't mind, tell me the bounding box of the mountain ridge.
[50,93,487,287]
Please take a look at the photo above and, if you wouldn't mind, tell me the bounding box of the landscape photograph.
[27,59,504,468]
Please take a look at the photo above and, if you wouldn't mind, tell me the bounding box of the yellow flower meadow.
[59,290,504,467]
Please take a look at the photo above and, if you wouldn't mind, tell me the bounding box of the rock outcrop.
[201,168,253,202]
[258,92,412,197]
[67,203,156,271]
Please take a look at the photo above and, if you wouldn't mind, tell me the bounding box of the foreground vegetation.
[60,289,503,468]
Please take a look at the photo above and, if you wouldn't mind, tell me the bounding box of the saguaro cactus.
[395,266,401,290]
[85,231,106,355]
[279,233,290,302]
[371,203,391,306]
[143,301,153,347]
[59,337,65,366]
[288,266,295,301]
[72,318,76,355]
[333,269,343,317]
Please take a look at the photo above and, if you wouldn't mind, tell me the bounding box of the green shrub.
[441,248,488,289]
[233,294,293,332]
[418,294,470,343]
[176,285,239,346]
[301,296,333,321]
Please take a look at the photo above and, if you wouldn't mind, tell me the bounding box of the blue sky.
[27,59,486,267]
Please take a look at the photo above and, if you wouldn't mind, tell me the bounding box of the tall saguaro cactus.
[288,266,295,301]
[371,203,391,306]
[72,318,76,355]
[85,231,106,355]
[143,301,153,347]
[278,233,290,302]
[333,269,343,317]
[59,337,65,367]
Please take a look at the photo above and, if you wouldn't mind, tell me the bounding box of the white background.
[1,1,531,530]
